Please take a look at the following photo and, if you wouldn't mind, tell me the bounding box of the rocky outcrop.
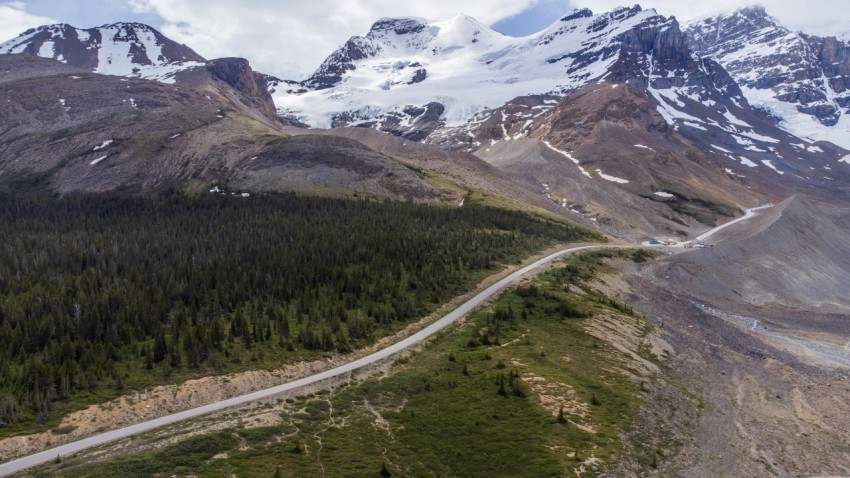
[207,57,278,121]
[304,36,377,90]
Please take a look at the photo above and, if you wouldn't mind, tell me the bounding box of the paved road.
[0,244,614,477]
[696,204,773,242]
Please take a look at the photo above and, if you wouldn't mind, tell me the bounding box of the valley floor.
[616,265,850,477]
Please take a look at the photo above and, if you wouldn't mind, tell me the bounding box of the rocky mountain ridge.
[0,54,437,200]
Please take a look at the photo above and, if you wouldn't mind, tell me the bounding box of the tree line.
[0,192,598,427]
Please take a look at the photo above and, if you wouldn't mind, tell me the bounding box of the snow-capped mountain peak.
[279,6,672,131]
[685,5,850,148]
[0,22,206,83]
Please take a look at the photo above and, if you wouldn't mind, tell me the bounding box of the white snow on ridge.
[634,144,654,151]
[721,108,751,128]
[94,26,204,83]
[654,191,675,198]
[0,24,203,84]
[683,120,707,131]
[647,87,704,127]
[742,130,779,144]
[90,155,107,165]
[38,41,54,58]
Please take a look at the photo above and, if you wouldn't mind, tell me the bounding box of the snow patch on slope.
[596,169,629,183]
[542,140,592,178]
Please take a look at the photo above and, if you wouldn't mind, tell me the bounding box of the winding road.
[695,204,773,242]
[0,244,613,476]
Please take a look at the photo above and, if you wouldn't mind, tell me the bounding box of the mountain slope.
[0,54,435,199]
[685,6,850,149]
[662,194,850,313]
[470,82,763,239]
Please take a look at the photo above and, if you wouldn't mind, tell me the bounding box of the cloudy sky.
[2,0,848,79]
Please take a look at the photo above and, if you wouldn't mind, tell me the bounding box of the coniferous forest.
[0,192,599,430]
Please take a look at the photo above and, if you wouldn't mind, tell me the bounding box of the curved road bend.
[695,204,773,243]
[1,244,621,477]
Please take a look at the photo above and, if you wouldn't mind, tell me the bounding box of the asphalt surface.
[0,243,613,477]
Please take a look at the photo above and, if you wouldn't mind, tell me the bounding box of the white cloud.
[0,2,56,42]
[127,0,540,79]
[569,0,849,34]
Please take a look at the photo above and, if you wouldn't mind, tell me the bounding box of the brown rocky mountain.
[0,54,439,200]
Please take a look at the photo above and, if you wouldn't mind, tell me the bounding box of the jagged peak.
[368,17,429,36]
[24,23,75,33]
[538,4,661,43]
[610,4,644,18]
[727,4,785,28]
[17,22,164,36]
[560,8,593,22]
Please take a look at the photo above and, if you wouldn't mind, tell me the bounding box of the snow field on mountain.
[276,8,658,129]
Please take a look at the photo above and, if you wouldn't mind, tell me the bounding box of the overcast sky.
[2,0,848,79]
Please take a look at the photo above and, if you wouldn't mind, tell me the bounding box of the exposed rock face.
[0,23,206,82]
[685,6,850,147]
[304,36,378,90]
[207,57,278,120]
[469,83,762,238]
